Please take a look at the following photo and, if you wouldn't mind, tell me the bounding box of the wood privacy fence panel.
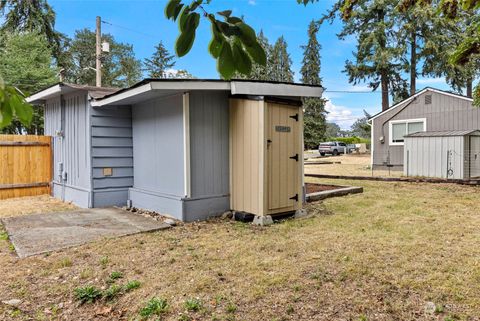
[0,135,52,200]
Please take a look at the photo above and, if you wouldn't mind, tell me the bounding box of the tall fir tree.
[271,36,294,82]
[323,0,407,111]
[144,41,176,78]
[300,21,327,149]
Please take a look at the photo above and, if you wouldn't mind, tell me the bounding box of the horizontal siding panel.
[92,157,133,168]
[91,116,132,128]
[92,127,132,137]
[92,147,133,157]
[92,137,133,147]
[92,107,132,118]
[92,167,133,178]
[93,177,134,189]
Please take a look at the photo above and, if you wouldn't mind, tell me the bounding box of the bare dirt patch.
[305,183,342,194]
[1,181,480,320]
[0,195,77,219]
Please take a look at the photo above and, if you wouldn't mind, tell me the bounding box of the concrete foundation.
[252,215,274,226]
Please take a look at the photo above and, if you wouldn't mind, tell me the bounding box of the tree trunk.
[467,78,473,98]
[410,32,416,96]
[381,70,389,111]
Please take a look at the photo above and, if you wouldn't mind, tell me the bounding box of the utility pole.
[95,16,102,87]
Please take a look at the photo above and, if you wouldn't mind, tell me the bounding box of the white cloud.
[248,0,256,5]
[324,98,359,130]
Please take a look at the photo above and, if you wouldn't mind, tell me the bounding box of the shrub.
[107,271,123,283]
[74,286,102,304]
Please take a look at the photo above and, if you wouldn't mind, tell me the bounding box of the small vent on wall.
[425,95,432,104]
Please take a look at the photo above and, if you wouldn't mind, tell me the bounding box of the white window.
[389,118,426,146]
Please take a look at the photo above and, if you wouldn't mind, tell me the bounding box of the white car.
[318,141,347,156]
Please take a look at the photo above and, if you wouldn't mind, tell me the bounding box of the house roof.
[369,87,473,122]
[90,78,324,107]
[26,83,120,104]
[405,130,480,138]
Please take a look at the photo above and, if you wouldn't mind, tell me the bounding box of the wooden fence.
[0,135,52,200]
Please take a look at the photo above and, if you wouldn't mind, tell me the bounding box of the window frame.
[388,118,426,146]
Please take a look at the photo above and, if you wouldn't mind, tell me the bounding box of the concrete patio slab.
[1,208,170,258]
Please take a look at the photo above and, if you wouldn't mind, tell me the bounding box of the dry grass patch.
[0,195,77,219]
[0,180,480,320]
[305,153,403,178]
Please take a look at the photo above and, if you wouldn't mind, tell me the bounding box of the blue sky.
[49,0,452,129]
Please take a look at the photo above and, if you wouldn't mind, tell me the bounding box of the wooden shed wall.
[229,98,266,216]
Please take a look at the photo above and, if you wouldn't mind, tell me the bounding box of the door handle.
[289,154,299,161]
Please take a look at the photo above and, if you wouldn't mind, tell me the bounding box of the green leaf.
[245,40,267,66]
[179,7,191,32]
[0,98,13,128]
[173,3,184,20]
[217,41,235,79]
[217,10,232,18]
[165,0,181,19]
[237,22,257,46]
[232,40,252,75]
[227,16,243,24]
[176,29,196,57]
[208,38,223,58]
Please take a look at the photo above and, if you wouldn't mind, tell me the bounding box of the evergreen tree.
[300,21,327,149]
[321,0,407,111]
[0,33,57,134]
[271,36,294,82]
[144,41,176,78]
[0,0,63,59]
[62,29,142,88]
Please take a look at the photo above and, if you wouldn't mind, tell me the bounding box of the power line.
[101,20,159,39]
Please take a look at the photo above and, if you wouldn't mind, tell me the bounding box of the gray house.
[27,79,322,221]
[370,87,476,171]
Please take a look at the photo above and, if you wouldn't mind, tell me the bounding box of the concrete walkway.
[1,208,170,258]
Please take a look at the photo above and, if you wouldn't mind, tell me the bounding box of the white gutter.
[26,84,62,103]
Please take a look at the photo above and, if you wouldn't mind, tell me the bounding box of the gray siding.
[189,91,230,198]
[91,105,133,207]
[131,94,185,197]
[373,91,476,168]
[44,93,91,207]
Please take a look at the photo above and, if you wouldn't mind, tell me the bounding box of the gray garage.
[404,130,480,179]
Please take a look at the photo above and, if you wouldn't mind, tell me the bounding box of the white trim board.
[183,92,191,199]
[370,88,473,122]
[388,118,427,146]
[26,84,62,103]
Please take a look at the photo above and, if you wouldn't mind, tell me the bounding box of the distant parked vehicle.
[318,141,347,156]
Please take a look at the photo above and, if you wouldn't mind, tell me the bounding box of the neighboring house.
[370,87,476,171]
[27,79,322,221]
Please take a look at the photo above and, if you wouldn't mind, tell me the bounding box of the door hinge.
[289,154,299,161]
[289,113,299,121]
[289,194,299,202]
